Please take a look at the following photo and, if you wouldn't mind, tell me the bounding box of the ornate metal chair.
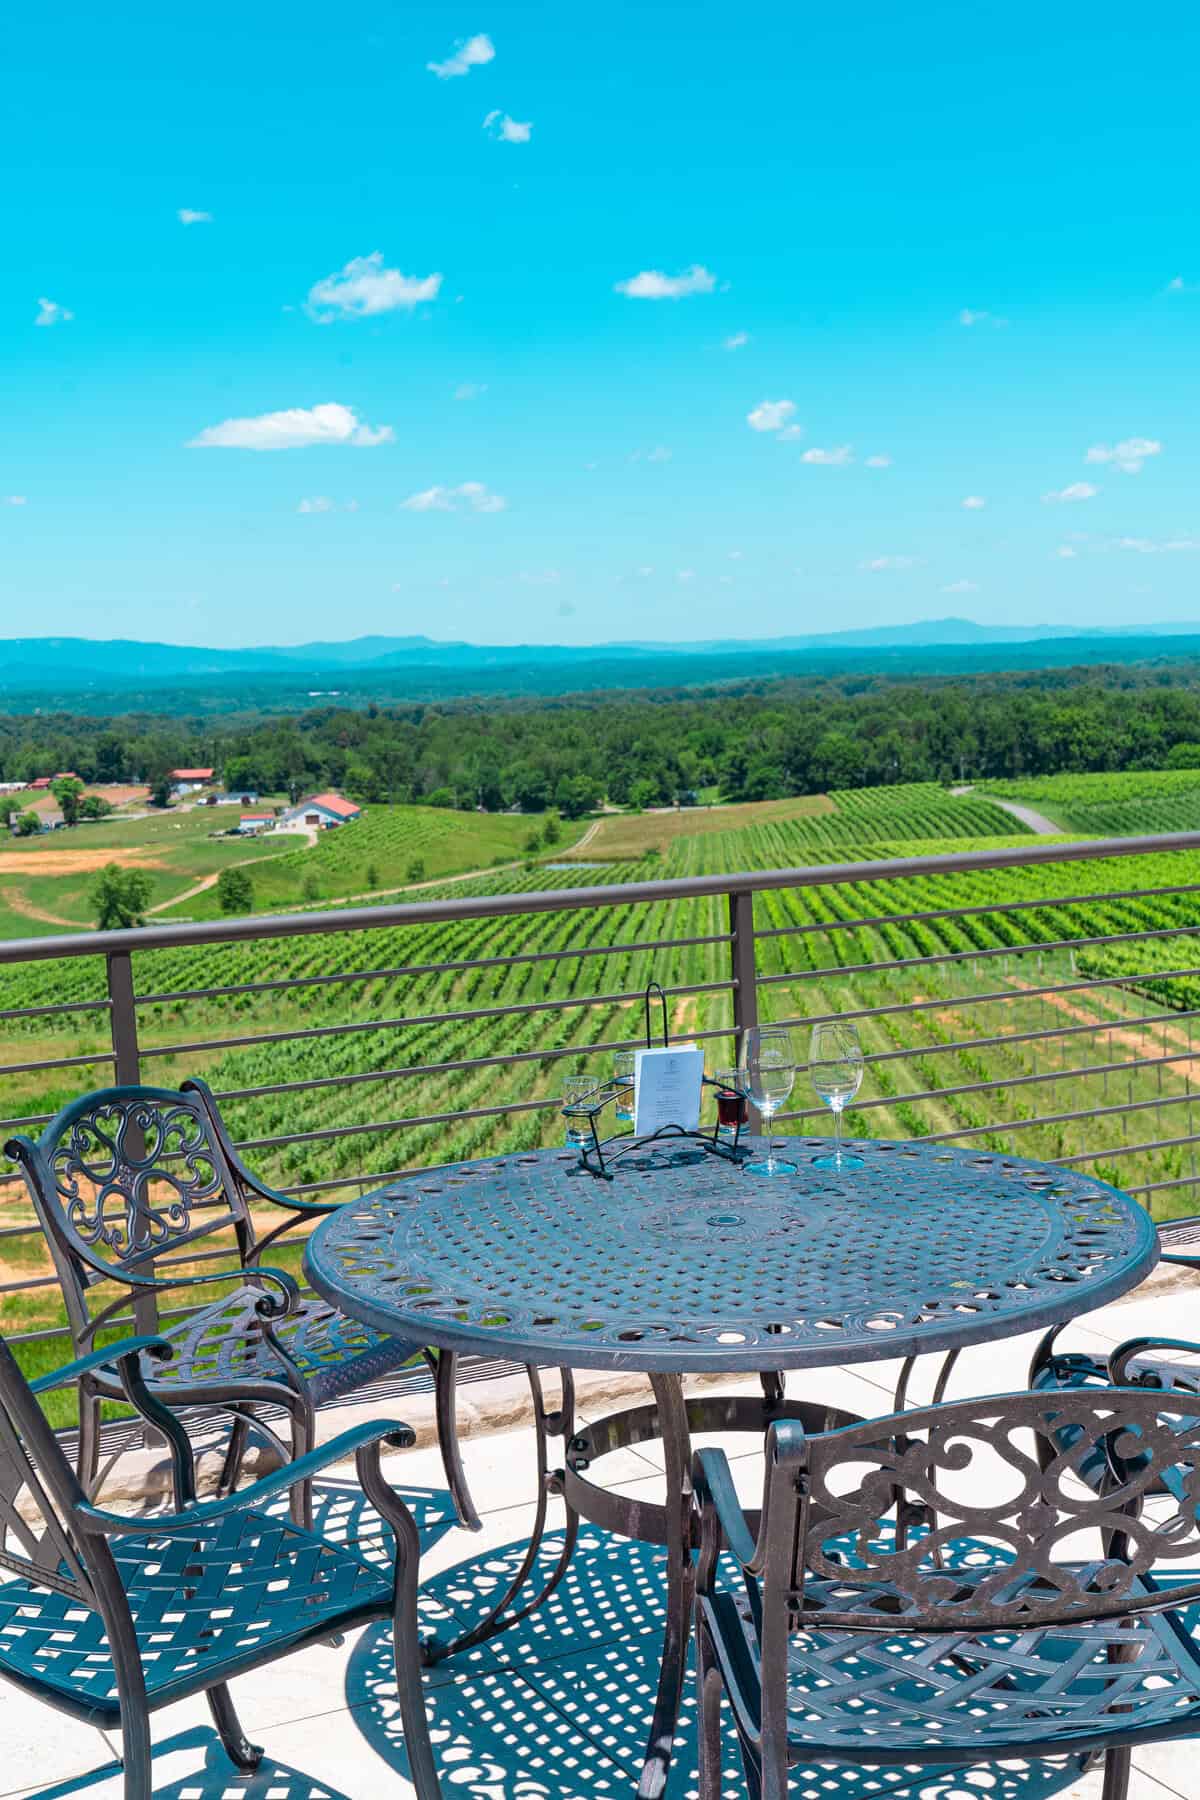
[1028,1210,1200,1469]
[6,1080,477,1528]
[0,1331,442,1798]
[694,1390,1200,1800]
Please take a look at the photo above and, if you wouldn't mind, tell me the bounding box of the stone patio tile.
[0,1705,112,1799]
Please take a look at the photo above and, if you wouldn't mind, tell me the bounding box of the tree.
[540,811,562,847]
[365,862,379,889]
[78,793,114,820]
[14,810,41,836]
[90,864,153,929]
[216,866,254,915]
[149,773,173,809]
[301,873,320,902]
[405,857,426,883]
[51,776,85,826]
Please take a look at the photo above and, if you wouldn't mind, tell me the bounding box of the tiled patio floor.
[7,1283,1197,1798]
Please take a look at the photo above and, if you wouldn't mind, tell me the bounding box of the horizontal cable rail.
[4,826,1200,1363]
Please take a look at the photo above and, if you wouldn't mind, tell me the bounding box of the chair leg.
[284,1392,317,1530]
[207,1681,264,1772]
[217,1410,252,1497]
[696,1624,725,1800]
[77,1385,102,1495]
[1101,1747,1131,1800]
[118,1709,153,1800]
[390,1501,443,1798]
[433,1350,481,1531]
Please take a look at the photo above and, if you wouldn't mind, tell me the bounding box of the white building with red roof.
[280,791,362,829]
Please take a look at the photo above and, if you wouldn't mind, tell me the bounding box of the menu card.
[633,1045,705,1136]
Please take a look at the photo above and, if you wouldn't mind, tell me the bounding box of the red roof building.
[170,767,215,783]
[283,792,362,825]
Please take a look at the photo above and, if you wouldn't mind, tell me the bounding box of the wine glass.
[740,1026,797,1177]
[809,1021,865,1169]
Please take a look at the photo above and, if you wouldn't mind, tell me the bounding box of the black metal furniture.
[6,1081,477,1529]
[0,1331,441,1799]
[694,1390,1200,1800]
[1030,1209,1200,1419]
[305,1135,1158,1799]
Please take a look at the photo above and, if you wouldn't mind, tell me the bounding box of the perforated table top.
[305,1138,1158,1374]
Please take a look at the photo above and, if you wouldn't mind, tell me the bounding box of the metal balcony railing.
[3,828,1200,1362]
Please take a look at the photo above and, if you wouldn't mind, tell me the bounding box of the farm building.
[209,791,259,807]
[236,811,275,835]
[169,766,215,795]
[281,792,362,829]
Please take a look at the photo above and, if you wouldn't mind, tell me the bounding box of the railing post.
[106,951,141,1085]
[728,887,759,1063]
[106,950,154,1326]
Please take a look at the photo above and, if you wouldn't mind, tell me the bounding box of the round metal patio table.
[305,1135,1158,1799]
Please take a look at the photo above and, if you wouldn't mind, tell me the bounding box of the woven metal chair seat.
[0,1505,392,1722]
[720,1569,1200,1762]
[137,1288,419,1407]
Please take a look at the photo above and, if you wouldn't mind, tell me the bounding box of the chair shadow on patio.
[20,1481,1200,1798]
[349,1520,1116,1800]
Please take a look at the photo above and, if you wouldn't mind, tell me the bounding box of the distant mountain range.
[5,617,1200,685]
[5,618,1200,717]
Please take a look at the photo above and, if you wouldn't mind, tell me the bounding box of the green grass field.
[979,769,1200,836]
[5,770,1200,1400]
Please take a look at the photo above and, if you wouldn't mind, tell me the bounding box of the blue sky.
[3,2,1198,647]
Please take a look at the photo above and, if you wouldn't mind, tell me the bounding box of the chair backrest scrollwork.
[6,1086,255,1344]
[760,1389,1200,1640]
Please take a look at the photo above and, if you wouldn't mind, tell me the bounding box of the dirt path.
[0,887,81,929]
[953,786,1062,835]
[1008,978,1200,1078]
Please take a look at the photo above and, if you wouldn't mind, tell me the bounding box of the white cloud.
[1165,276,1197,294]
[1042,482,1098,504]
[2,495,27,507]
[865,454,892,468]
[427,32,495,78]
[747,399,797,433]
[454,382,487,400]
[801,445,852,466]
[728,550,743,560]
[297,496,334,513]
[1085,436,1162,474]
[307,253,442,321]
[483,109,531,143]
[35,297,72,327]
[677,569,696,581]
[178,208,212,225]
[962,495,986,509]
[614,265,716,300]
[189,402,394,451]
[723,331,750,350]
[1053,545,1078,559]
[958,307,1007,327]
[400,481,506,513]
[861,554,918,571]
[942,579,978,593]
[1112,535,1200,554]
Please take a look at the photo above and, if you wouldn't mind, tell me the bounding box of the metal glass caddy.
[561,982,749,1178]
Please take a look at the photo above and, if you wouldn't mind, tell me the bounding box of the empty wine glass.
[740,1025,797,1177]
[809,1021,865,1169]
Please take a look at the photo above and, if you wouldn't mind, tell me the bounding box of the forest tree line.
[4,664,1200,814]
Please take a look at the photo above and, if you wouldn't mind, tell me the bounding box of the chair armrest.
[693,1446,758,1592]
[1156,1215,1200,1267]
[72,1417,417,1536]
[180,1076,341,1219]
[29,1335,173,1395]
[86,1260,302,1325]
[1109,1337,1200,1385]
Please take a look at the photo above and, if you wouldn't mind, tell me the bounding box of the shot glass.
[714,1068,748,1141]
[613,1049,636,1124]
[562,1073,598,1147]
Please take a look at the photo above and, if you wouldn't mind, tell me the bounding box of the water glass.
[613,1050,636,1124]
[739,1026,797,1177]
[562,1073,599,1147]
[809,1021,865,1169]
